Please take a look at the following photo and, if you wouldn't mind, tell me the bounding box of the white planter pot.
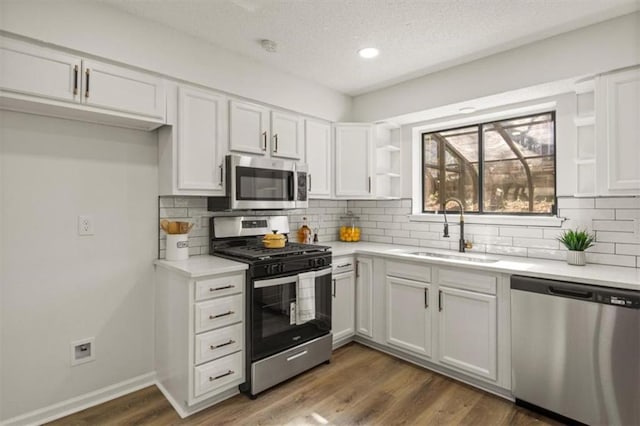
[566,250,586,266]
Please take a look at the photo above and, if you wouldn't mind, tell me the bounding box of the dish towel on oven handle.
[296,271,316,324]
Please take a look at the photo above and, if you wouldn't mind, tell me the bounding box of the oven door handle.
[254,275,299,289]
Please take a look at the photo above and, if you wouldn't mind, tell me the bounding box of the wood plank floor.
[48,343,561,425]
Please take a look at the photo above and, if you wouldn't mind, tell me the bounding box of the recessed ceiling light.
[358,47,379,59]
[459,107,476,114]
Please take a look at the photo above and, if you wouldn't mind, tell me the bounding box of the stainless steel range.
[210,215,332,398]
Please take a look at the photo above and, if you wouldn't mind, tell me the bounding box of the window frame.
[420,111,557,216]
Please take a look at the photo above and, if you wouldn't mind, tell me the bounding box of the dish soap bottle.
[298,217,311,243]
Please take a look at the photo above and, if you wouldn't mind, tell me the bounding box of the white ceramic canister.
[166,233,189,261]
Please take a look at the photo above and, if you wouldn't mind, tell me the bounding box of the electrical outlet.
[78,215,94,236]
[70,337,95,366]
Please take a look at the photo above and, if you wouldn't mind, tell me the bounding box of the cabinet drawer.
[386,260,432,283]
[195,294,243,333]
[195,273,243,301]
[333,256,355,274]
[195,323,243,365]
[194,351,244,397]
[438,268,497,295]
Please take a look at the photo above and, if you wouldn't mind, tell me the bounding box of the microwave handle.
[290,173,296,201]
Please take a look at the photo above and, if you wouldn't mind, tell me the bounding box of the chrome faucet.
[442,197,467,253]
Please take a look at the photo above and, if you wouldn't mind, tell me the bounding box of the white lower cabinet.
[355,256,374,338]
[438,286,497,381]
[332,256,356,345]
[155,266,246,418]
[386,276,432,358]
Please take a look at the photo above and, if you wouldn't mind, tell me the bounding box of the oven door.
[229,155,297,210]
[251,268,331,361]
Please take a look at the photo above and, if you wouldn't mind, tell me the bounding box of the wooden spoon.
[160,219,170,233]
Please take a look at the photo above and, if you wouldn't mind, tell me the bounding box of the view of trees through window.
[422,112,556,215]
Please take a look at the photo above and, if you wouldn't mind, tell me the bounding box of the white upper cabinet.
[229,100,302,160]
[158,84,227,196]
[595,67,640,195]
[0,37,81,102]
[305,119,332,198]
[271,110,302,159]
[81,59,165,119]
[334,123,375,198]
[229,100,269,155]
[0,36,166,128]
[177,86,227,194]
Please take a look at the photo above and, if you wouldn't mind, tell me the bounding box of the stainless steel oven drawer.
[251,333,332,395]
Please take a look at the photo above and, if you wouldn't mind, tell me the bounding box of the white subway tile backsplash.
[160,207,188,218]
[557,197,595,209]
[385,229,411,238]
[615,244,640,256]
[595,197,640,209]
[174,197,206,208]
[500,227,544,238]
[592,220,635,232]
[596,231,639,244]
[473,235,513,246]
[559,208,615,221]
[419,239,451,249]
[486,245,528,257]
[527,248,567,261]
[393,237,419,246]
[512,237,559,249]
[157,197,639,267]
[369,235,393,243]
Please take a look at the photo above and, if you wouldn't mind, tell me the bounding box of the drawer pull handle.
[336,263,352,268]
[209,311,234,319]
[209,370,234,381]
[286,350,308,362]
[210,340,235,350]
[209,285,234,292]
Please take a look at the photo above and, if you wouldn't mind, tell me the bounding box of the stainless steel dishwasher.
[511,275,639,425]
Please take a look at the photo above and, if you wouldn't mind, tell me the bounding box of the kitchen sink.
[408,251,500,263]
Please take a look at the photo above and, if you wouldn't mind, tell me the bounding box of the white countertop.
[155,255,247,278]
[325,241,640,292]
[154,241,639,291]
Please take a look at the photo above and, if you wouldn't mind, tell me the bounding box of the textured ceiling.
[99,0,639,96]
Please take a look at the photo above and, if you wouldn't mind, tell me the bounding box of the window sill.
[409,214,565,227]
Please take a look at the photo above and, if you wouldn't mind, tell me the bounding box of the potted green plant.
[557,229,595,266]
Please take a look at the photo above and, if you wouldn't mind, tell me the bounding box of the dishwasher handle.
[548,286,593,299]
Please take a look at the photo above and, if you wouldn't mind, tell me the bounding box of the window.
[422,112,556,215]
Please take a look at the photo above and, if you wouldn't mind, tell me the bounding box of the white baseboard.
[0,372,156,426]
[155,381,239,419]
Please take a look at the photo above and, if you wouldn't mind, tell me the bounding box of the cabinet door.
[81,60,165,119]
[0,36,81,103]
[386,276,432,358]
[355,257,374,338]
[271,111,302,159]
[229,100,269,155]
[438,286,497,381]
[334,124,374,198]
[331,271,355,343]
[596,68,640,195]
[305,119,332,198]
[177,86,227,194]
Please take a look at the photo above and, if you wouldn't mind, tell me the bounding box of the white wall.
[0,111,158,421]
[0,0,352,122]
[352,12,640,122]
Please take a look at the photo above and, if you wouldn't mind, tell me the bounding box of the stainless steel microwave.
[208,155,308,211]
